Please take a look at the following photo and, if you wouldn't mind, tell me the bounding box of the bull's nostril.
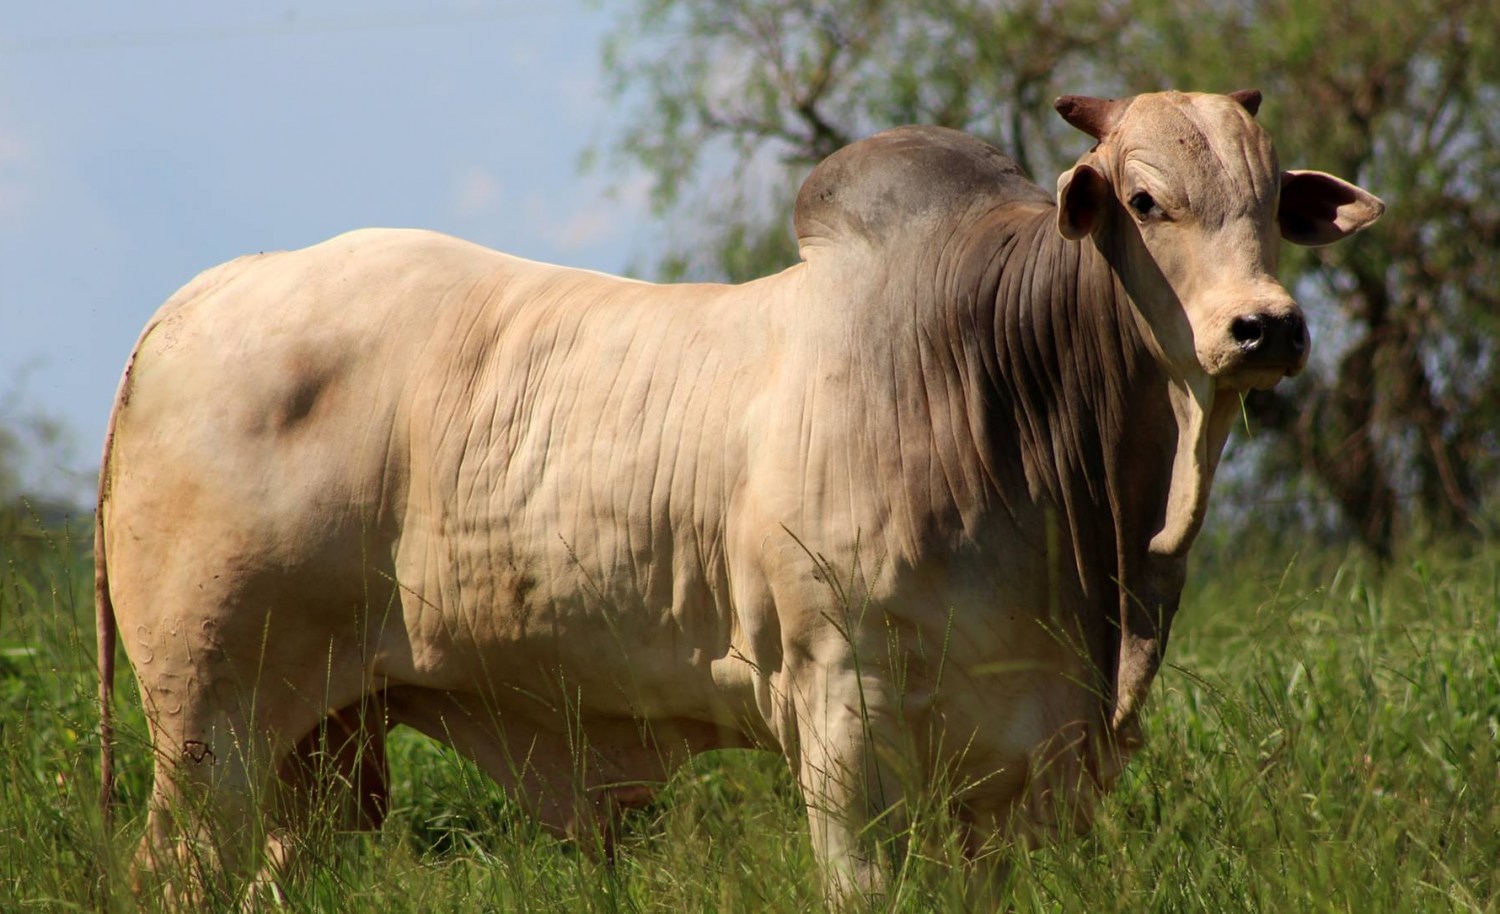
[1230,315,1264,348]
[1290,319,1309,355]
[1231,312,1308,366]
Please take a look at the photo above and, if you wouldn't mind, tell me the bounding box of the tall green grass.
[2,516,1495,911]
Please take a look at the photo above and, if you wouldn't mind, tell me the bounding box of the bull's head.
[1052,89,1384,391]
[1048,91,1384,733]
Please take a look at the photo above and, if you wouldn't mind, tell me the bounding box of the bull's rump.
[103,228,780,728]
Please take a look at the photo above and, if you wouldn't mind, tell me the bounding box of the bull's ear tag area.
[1278,170,1386,246]
[1056,163,1111,241]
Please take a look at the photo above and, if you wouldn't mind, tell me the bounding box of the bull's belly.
[375,531,753,734]
[374,605,731,722]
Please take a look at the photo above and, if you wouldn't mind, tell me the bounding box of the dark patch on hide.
[183,740,215,764]
[511,572,538,607]
[272,348,350,433]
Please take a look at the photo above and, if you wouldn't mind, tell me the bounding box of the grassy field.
[1,517,1496,912]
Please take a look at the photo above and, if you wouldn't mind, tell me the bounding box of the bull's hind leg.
[126,619,370,906]
[132,684,284,903]
[275,698,390,833]
[266,696,391,881]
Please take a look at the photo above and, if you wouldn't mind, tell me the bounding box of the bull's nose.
[1229,312,1308,366]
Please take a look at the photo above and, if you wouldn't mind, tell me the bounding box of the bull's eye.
[1129,191,1159,219]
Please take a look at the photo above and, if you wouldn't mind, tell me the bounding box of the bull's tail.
[95,395,120,828]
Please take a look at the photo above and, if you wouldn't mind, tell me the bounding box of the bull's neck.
[947,201,1216,731]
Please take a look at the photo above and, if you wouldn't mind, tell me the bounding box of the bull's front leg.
[785,660,907,907]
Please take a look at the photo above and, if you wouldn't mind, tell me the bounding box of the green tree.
[596,0,1500,556]
[598,0,1127,279]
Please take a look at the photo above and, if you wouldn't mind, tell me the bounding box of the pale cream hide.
[96,90,1382,901]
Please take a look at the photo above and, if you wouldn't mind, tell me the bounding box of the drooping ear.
[1278,170,1387,246]
[1228,88,1262,116]
[1056,162,1111,240]
[1054,95,1128,140]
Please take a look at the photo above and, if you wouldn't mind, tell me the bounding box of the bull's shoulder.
[793,126,1051,251]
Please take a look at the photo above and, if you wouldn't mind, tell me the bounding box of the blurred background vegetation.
[591,0,1500,561]
[0,379,81,540]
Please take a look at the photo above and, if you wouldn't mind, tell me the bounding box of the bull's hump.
[793,126,1049,253]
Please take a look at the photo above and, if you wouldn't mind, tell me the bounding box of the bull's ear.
[1228,89,1262,116]
[1055,95,1127,140]
[1056,162,1111,240]
[1278,170,1386,246]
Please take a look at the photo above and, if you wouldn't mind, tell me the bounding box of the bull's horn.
[1054,95,1128,140]
[1228,88,1263,116]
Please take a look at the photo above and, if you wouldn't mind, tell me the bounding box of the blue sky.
[1,2,649,501]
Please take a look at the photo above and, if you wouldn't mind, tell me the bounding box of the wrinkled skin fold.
[95,90,1382,904]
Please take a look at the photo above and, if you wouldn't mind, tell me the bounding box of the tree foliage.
[599,0,1129,278]
[596,0,1500,555]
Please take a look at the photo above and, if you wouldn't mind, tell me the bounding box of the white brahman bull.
[96,89,1382,901]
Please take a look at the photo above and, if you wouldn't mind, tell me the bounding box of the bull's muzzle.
[1228,310,1309,375]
